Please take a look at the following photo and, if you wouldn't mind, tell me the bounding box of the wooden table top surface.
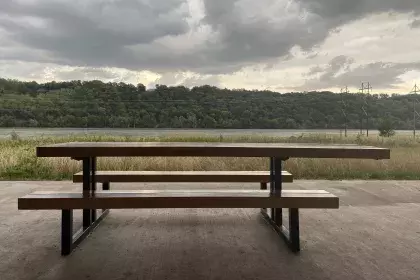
[36,142,390,159]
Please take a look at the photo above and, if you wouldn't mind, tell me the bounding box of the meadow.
[0,133,417,180]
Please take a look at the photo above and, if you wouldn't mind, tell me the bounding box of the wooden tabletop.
[36,142,390,159]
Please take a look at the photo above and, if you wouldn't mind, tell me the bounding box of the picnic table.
[18,142,390,256]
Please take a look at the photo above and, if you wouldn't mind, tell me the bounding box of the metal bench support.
[61,208,109,256]
[62,157,109,256]
[261,207,300,252]
[61,156,300,255]
[102,182,110,213]
[261,156,300,253]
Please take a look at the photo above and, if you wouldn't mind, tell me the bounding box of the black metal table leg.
[91,157,97,222]
[82,158,91,230]
[269,157,275,219]
[260,182,267,190]
[102,182,110,212]
[268,157,283,223]
[261,156,300,253]
[102,182,110,191]
[273,157,283,226]
[261,207,301,253]
[61,209,73,256]
[289,208,300,252]
[59,157,109,256]
[260,182,267,212]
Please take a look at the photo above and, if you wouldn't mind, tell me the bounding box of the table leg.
[261,208,300,253]
[82,157,91,229]
[61,208,109,256]
[102,182,110,213]
[261,156,300,253]
[267,157,282,223]
[91,157,97,222]
[60,157,109,256]
[61,210,73,256]
[261,158,274,216]
[273,157,283,226]
[289,208,300,251]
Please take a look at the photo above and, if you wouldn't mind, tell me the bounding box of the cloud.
[149,71,221,88]
[193,0,420,72]
[2,0,420,75]
[411,19,420,28]
[1,0,420,92]
[298,55,420,90]
[0,0,191,69]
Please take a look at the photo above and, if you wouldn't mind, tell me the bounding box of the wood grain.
[72,171,294,183]
[36,142,390,159]
[18,189,339,209]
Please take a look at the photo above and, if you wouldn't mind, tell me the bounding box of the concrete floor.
[1,180,420,280]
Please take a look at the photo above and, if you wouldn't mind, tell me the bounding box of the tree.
[0,77,418,130]
[136,83,146,92]
[377,118,396,137]
[285,118,297,129]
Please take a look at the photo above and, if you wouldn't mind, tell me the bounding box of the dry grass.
[0,133,418,180]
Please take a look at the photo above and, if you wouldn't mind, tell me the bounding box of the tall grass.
[0,133,418,180]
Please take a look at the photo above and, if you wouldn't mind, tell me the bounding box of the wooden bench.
[72,170,294,191]
[18,189,339,254]
[18,190,338,209]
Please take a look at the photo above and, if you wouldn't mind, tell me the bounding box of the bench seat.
[72,170,293,183]
[18,189,338,210]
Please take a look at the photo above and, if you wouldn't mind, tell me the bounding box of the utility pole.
[412,83,420,138]
[340,86,349,137]
[359,82,372,136]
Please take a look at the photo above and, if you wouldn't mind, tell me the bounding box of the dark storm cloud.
[411,19,420,28]
[1,0,420,74]
[0,0,190,68]
[298,0,420,18]
[299,55,420,90]
[194,0,420,71]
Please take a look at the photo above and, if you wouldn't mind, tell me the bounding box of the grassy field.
[0,132,418,180]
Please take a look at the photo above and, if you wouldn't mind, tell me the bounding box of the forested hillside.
[0,78,416,129]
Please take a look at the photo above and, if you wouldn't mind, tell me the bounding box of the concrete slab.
[1,180,420,280]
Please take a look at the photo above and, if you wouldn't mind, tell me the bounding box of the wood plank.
[18,190,339,209]
[36,142,390,159]
[72,170,294,183]
[31,189,332,195]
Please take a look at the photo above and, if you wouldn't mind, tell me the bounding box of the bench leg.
[61,157,109,256]
[83,157,100,228]
[102,182,110,212]
[61,208,109,256]
[261,208,300,253]
[288,208,300,252]
[268,157,283,226]
[91,157,97,223]
[82,158,91,230]
[261,156,300,253]
[260,182,267,190]
[61,210,73,256]
[260,182,267,212]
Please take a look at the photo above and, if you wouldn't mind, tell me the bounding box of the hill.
[0,78,416,129]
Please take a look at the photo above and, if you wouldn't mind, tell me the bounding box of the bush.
[378,119,395,137]
[10,130,20,141]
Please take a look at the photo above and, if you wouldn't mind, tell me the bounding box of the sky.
[1,0,420,93]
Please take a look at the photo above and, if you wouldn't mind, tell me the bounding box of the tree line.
[0,77,415,129]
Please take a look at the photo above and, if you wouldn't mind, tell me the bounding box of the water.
[0,128,414,139]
